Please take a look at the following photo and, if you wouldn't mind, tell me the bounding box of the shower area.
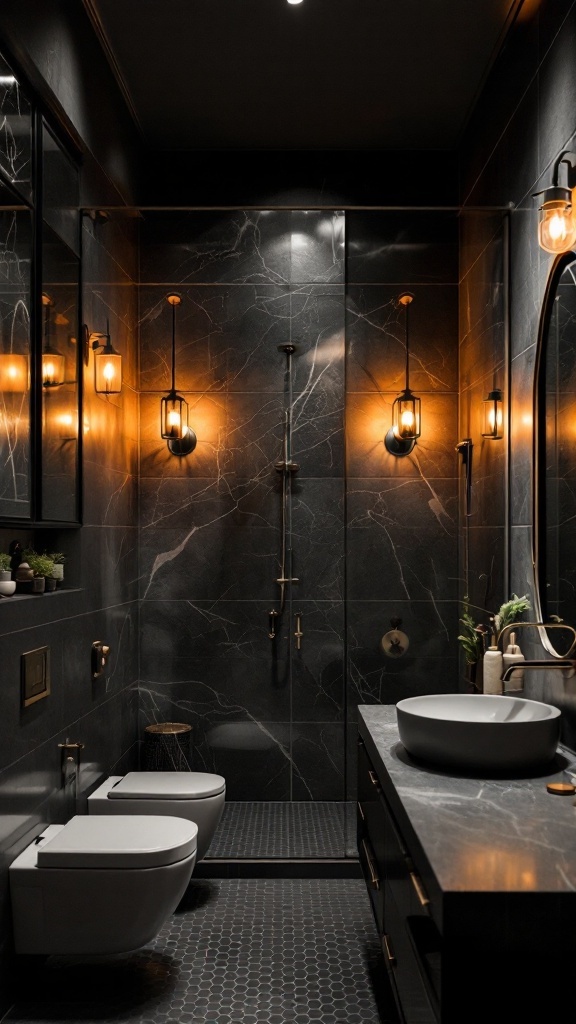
[135,206,459,863]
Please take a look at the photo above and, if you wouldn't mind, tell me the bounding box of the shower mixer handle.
[268,610,279,640]
[294,612,303,650]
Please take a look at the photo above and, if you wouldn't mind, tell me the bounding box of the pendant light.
[92,319,122,394]
[41,293,65,388]
[534,151,576,254]
[385,292,421,457]
[481,389,504,439]
[160,293,196,456]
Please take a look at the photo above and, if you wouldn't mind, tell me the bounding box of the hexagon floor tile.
[6,879,398,1023]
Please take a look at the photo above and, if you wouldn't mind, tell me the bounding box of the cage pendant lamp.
[94,320,122,394]
[41,293,65,388]
[160,293,197,455]
[534,151,576,254]
[385,292,421,457]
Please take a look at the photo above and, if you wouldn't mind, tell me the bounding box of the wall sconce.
[534,151,576,253]
[86,319,122,394]
[481,388,504,439]
[384,291,421,457]
[41,293,65,388]
[160,293,196,456]
[0,352,28,392]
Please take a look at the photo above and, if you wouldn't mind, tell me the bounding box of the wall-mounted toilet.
[88,771,225,861]
[9,814,197,956]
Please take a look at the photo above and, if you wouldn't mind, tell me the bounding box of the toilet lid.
[37,814,198,869]
[108,771,226,800]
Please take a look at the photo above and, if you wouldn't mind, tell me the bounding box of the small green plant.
[48,551,66,565]
[492,594,531,637]
[0,552,11,571]
[26,553,55,578]
[457,605,486,665]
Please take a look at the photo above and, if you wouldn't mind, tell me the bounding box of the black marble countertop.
[358,704,576,895]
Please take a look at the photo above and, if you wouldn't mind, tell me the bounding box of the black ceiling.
[83,0,523,153]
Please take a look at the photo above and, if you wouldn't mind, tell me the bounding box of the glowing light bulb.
[102,361,115,381]
[400,409,415,431]
[168,409,181,429]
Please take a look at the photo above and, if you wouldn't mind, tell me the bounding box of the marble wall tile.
[347,479,458,602]
[139,210,292,285]
[346,211,458,284]
[291,724,345,800]
[346,284,458,394]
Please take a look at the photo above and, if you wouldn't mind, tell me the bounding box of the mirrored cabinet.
[0,54,81,527]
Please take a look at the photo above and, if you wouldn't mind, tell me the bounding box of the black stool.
[143,722,192,771]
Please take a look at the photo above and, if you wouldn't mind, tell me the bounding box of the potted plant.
[48,551,66,586]
[26,553,56,594]
[0,552,16,596]
[0,552,11,581]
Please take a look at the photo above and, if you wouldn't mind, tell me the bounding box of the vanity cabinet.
[357,706,576,1024]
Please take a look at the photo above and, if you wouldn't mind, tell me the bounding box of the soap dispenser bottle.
[502,632,525,691]
[483,635,503,694]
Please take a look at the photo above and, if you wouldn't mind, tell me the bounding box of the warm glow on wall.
[0,353,28,392]
[41,293,65,387]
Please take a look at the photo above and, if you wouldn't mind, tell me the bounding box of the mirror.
[534,251,576,657]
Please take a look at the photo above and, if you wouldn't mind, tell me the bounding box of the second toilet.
[88,771,226,861]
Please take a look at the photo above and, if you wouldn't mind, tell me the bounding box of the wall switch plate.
[21,647,51,707]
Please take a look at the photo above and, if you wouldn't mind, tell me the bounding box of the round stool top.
[144,722,191,735]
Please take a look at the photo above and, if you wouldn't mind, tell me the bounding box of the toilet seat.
[108,771,225,801]
[37,814,197,868]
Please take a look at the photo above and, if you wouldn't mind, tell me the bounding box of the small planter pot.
[0,569,12,582]
[31,577,45,594]
[44,577,57,592]
[0,580,16,597]
[51,564,64,585]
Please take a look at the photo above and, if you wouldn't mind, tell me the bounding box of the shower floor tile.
[5,879,398,1024]
[206,801,358,859]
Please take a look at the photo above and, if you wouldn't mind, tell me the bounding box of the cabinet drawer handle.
[410,870,430,907]
[368,770,380,788]
[382,933,396,966]
[357,800,365,822]
[361,839,380,889]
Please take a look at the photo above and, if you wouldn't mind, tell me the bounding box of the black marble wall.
[138,209,459,800]
[459,0,576,742]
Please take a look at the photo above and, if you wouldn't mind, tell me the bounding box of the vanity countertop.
[358,704,576,896]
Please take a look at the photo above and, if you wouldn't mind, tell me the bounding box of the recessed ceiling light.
[287,0,304,5]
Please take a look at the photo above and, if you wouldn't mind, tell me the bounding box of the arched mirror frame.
[533,250,576,658]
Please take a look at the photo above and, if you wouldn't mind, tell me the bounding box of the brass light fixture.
[41,293,65,388]
[384,291,421,457]
[89,319,122,394]
[534,151,576,254]
[160,293,196,456]
[481,388,504,439]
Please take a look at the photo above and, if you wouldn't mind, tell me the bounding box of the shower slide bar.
[268,344,300,639]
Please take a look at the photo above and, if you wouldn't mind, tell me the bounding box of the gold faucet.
[498,621,576,687]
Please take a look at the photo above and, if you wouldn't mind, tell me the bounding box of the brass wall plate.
[21,646,51,707]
